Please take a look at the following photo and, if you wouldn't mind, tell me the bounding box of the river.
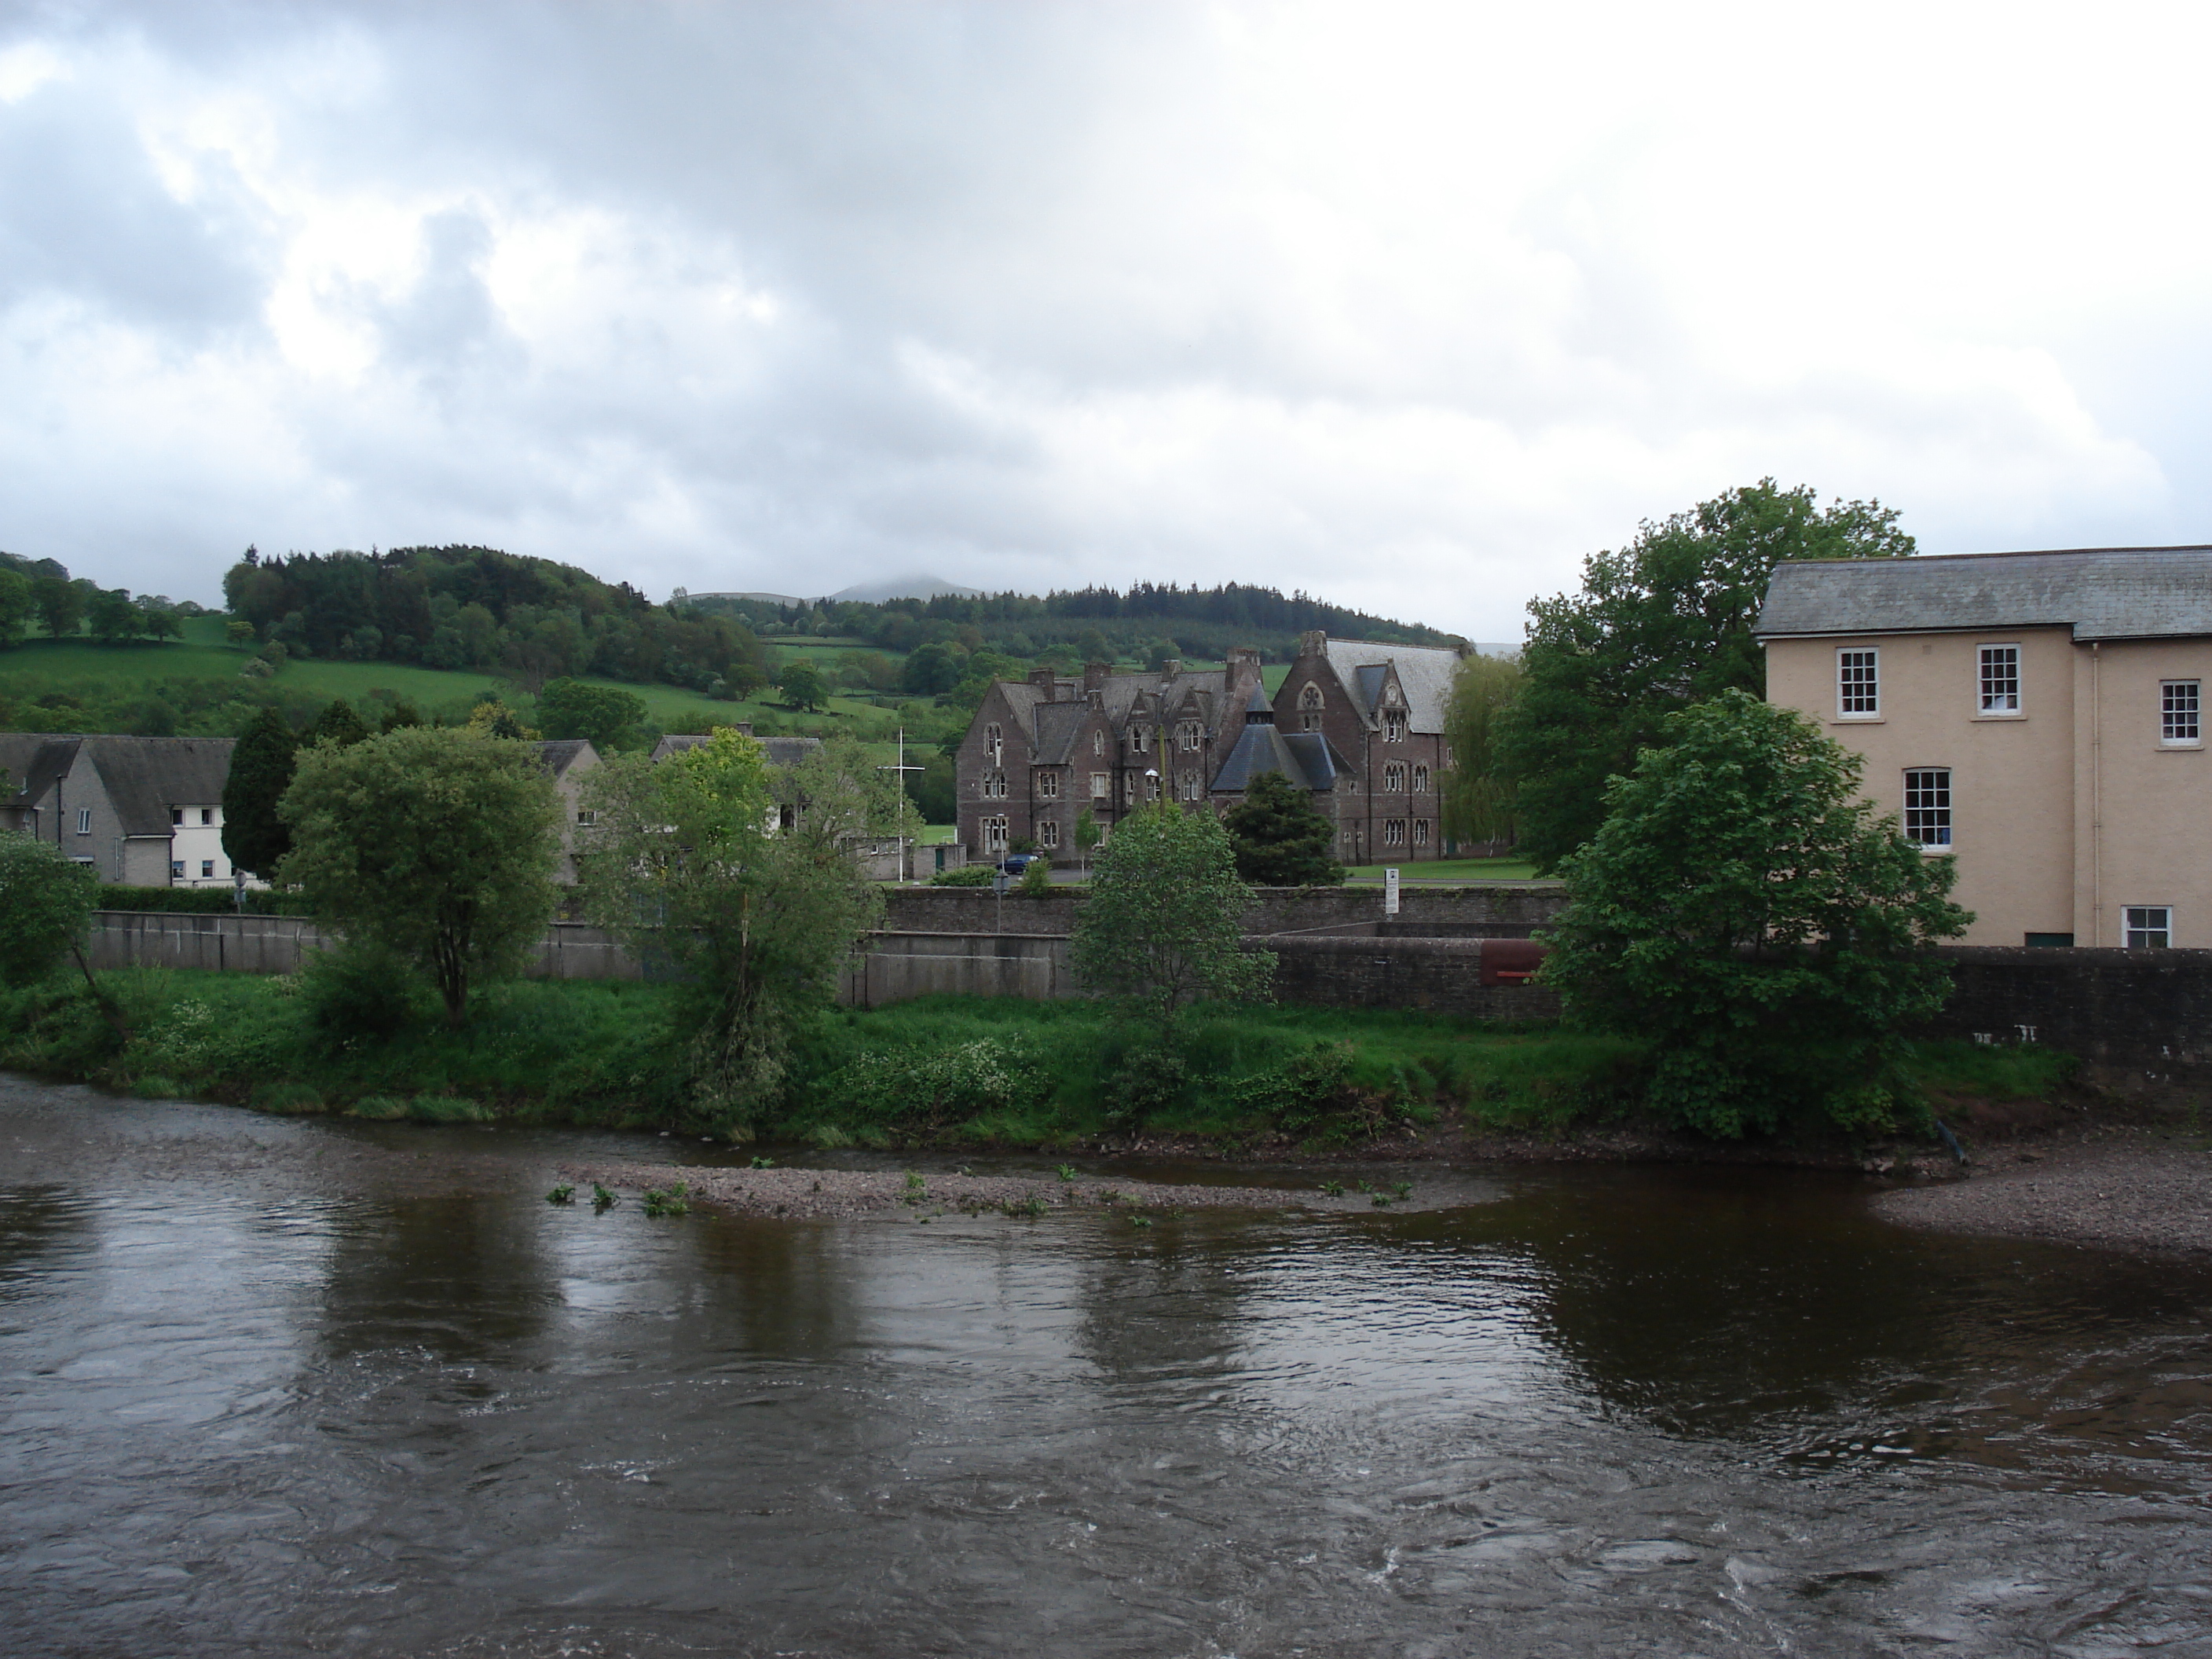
[4,1071,2210,1657]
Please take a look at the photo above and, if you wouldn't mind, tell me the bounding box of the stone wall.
[1264,936,1561,1019]
[881,882,1567,939]
[1926,947,2212,1065]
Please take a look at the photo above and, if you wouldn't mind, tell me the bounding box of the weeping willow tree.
[1440,652,1522,850]
[577,730,893,1131]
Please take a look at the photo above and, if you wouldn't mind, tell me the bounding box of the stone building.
[954,632,1467,862]
[1758,544,2212,948]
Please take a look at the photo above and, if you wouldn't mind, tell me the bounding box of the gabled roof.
[1756,547,2212,643]
[8,736,241,836]
[1317,639,1462,733]
[1030,701,1093,765]
[535,738,598,777]
[1210,722,1343,793]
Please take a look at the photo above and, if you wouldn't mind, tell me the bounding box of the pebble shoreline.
[1872,1130,2212,1256]
[558,1160,1482,1221]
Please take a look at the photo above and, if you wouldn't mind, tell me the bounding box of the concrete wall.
[1266,936,1561,1018]
[85,912,646,982]
[881,882,1567,939]
[1925,946,2212,1064]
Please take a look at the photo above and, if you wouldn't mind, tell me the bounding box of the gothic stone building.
[954,632,1465,862]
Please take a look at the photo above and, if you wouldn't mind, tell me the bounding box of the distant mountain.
[829,574,983,603]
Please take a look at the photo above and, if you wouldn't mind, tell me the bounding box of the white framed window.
[1412,764,1430,793]
[1903,768,1951,848]
[1038,819,1060,848]
[1838,649,1879,717]
[1145,775,1161,801]
[200,808,214,826]
[1090,772,1109,798]
[200,860,214,879]
[983,770,1007,799]
[1180,774,1200,801]
[1131,726,1150,754]
[1177,720,1202,752]
[1383,763,1406,792]
[75,808,91,834]
[170,860,185,880]
[2163,680,2200,745]
[2123,906,2173,949]
[1037,770,1060,799]
[1383,818,1406,847]
[1978,645,2020,713]
[984,723,1003,764]
[1382,710,1406,742]
[1412,819,1430,845]
[981,815,1009,851]
[1092,731,1104,757]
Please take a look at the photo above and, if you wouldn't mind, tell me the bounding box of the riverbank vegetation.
[0,968,2075,1151]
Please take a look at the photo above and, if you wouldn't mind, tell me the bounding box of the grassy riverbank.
[0,968,2078,1151]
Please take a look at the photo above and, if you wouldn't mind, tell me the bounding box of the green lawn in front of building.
[1342,857,1544,882]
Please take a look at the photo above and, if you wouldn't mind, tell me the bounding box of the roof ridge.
[1774,544,2212,568]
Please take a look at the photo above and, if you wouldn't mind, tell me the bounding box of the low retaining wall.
[86,911,645,983]
[881,883,1568,939]
[1925,947,2212,1065]
[1265,936,1561,1019]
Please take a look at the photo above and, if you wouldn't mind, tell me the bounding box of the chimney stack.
[1083,661,1108,693]
[1298,630,1327,657]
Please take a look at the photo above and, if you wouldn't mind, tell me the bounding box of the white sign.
[1384,866,1400,915]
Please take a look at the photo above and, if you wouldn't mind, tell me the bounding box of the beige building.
[1758,546,2212,949]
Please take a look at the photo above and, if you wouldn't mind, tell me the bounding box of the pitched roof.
[68,737,235,835]
[1318,639,1463,733]
[534,738,597,776]
[0,734,79,805]
[1756,547,2212,643]
[1210,693,1345,793]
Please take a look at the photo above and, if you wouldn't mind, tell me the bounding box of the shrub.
[929,865,997,887]
[299,943,427,1047]
[832,1037,1048,1129]
[1017,857,1053,896]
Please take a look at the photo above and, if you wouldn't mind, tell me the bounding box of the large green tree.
[305,699,369,749]
[1223,771,1343,886]
[0,833,127,1035]
[1071,803,1273,1027]
[35,577,83,639]
[0,567,32,646]
[279,726,563,1027]
[537,677,648,750]
[85,588,140,645]
[222,709,298,878]
[1439,652,1522,848]
[779,659,829,712]
[578,727,888,1127]
[1498,480,1914,870]
[1540,691,1972,1139]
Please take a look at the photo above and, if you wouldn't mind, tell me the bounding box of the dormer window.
[1131,727,1150,754]
[1382,710,1406,742]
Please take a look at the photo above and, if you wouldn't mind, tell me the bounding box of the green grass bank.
[0,968,2075,1153]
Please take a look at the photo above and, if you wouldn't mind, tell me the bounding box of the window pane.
[1903,768,1951,846]
[1979,646,2020,712]
[2164,681,2200,742]
[1838,650,1879,715]
[2124,906,2173,948]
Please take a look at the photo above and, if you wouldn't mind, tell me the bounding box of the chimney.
[1028,667,1057,695]
[1298,630,1327,657]
[1083,660,1108,693]
[1163,659,1182,679]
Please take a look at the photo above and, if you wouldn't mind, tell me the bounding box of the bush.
[299,943,428,1047]
[1018,857,1053,896]
[929,865,997,887]
[831,1037,1049,1128]
[93,884,312,916]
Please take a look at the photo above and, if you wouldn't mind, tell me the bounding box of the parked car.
[998,853,1042,876]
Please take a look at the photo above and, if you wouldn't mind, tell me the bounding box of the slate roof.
[1210,687,1344,793]
[653,733,824,767]
[1,734,234,835]
[1756,547,2212,643]
[994,665,1253,749]
[535,739,597,776]
[1317,639,1462,732]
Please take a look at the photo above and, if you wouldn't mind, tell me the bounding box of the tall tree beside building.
[577,728,888,1129]
[1540,691,1971,1139]
[1497,480,1915,870]
[222,709,298,877]
[1223,772,1343,887]
[279,726,563,1027]
[305,700,369,749]
[1439,653,1522,848]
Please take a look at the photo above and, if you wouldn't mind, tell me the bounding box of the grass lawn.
[1343,858,1544,882]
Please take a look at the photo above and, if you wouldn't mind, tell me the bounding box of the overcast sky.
[5,1,2210,637]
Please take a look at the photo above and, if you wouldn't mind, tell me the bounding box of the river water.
[5,1074,2210,1657]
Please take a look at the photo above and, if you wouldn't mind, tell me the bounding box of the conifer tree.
[305,699,369,749]
[1223,772,1342,887]
[222,709,298,877]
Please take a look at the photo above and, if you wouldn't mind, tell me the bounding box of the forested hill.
[222,546,773,695]
[681,580,1462,663]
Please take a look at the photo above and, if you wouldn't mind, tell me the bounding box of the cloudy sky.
[4,1,2208,637]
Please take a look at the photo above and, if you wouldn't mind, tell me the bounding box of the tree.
[222,708,298,877]
[1223,772,1343,886]
[0,832,101,989]
[1497,481,1915,870]
[280,726,563,1027]
[1439,653,1522,848]
[1540,691,1972,1139]
[578,728,888,1126]
[1071,802,1273,1028]
[467,698,539,740]
[86,588,140,644]
[35,577,83,639]
[305,699,369,749]
[0,567,31,646]
[901,640,965,696]
[143,608,182,643]
[779,659,829,711]
[538,677,648,750]
[1074,806,1101,875]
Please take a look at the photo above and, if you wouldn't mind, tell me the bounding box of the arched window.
[1177,721,1202,752]
[1382,710,1406,742]
[1093,730,1105,757]
[1383,819,1406,847]
[1412,764,1430,793]
[1298,683,1324,709]
[1383,763,1406,793]
[983,770,1007,799]
[1412,819,1430,846]
[1131,726,1151,754]
[984,723,1003,764]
